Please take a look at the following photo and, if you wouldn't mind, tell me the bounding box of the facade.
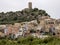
[0,25,6,37]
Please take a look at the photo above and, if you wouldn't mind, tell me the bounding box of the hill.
[0,8,50,24]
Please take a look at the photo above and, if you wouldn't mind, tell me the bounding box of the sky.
[0,0,60,19]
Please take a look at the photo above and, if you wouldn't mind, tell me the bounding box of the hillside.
[0,8,50,24]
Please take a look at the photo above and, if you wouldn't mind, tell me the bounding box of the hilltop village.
[0,2,60,39]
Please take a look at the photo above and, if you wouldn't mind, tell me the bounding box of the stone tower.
[28,2,32,9]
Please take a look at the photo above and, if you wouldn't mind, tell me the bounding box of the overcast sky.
[0,0,60,19]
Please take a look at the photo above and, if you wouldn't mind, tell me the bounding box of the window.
[30,29,36,33]
[0,29,4,33]
[48,22,54,24]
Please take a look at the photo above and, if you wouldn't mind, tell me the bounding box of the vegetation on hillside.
[0,8,50,24]
[0,36,60,45]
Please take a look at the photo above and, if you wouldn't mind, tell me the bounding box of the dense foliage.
[0,36,60,45]
[0,8,50,24]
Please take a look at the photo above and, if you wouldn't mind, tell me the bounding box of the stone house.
[55,25,60,37]
[2,24,20,38]
[0,25,6,37]
[35,16,57,35]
